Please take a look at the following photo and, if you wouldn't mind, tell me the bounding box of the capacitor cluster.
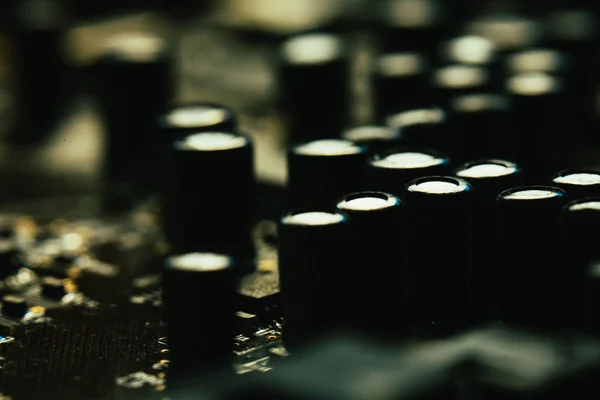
[80,1,600,392]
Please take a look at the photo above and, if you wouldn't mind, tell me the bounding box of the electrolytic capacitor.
[436,35,501,91]
[1,295,27,319]
[371,52,431,119]
[544,9,599,138]
[506,48,572,76]
[455,160,522,322]
[403,176,474,337]
[365,148,450,197]
[278,209,351,350]
[465,14,543,57]
[168,132,255,267]
[450,93,515,163]
[154,103,237,199]
[377,0,448,53]
[279,33,350,142]
[340,125,402,155]
[162,253,238,384]
[558,199,600,332]
[431,64,490,109]
[336,192,404,337]
[386,108,450,154]
[93,33,172,212]
[287,139,367,209]
[506,73,572,181]
[551,169,600,200]
[158,103,237,140]
[496,186,567,330]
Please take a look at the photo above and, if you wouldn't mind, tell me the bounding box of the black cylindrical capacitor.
[168,132,255,266]
[278,210,351,350]
[3,0,70,146]
[162,253,237,382]
[386,108,450,154]
[551,169,600,200]
[371,52,431,119]
[506,72,572,182]
[287,139,367,209]
[465,14,543,58]
[158,103,237,140]
[544,9,599,140]
[377,0,448,53]
[506,48,572,76]
[365,148,450,197]
[431,64,490,110]
[1,295,27,320]
[154,103,237,199]
[403,176,474,336]
[496,186,567,330]
[436,35,502,91]
[558,199,600,332]
[93,33,172,211]
[336,192,404,337]
[340,125,402,155]
[279,33,350,142]
[454,160,522,322]
[450,93,516,163]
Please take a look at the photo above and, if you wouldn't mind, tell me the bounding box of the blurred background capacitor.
[506,72,573,182]
[167,132,255,268]
[287,139,367,209]
[158,103,237,140]
[340,125,402,155]
[403,176,474,337]
[386,107,450,155]
[162,252,238,386]
[376,0,449,53]
[336,191,404,337]
[365,148,450,198]
[455,159,522,323]
[91,32,173,212]
[449,93,515,163]
[558,199,600,331]
[496,186,567,331]
[278,33,350,143]
[543,8,599,143]
[551,169,600,200]
[431,64,490,110]
[435,35,501,90]
[371,52,431,120]
[278,209,351,350]
[154,103,238,197]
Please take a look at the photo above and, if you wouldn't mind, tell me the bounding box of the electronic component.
[287,139,367,209]
[559,198,600,331]
[431,64,490,109]
[278,210,350,350]
[167,132,255,266]
[92,33,172,211]
[496,186,567,330]
[386,108,450,155]
[279,33,350,142]
[365,148,450,197]
[403,176,474,336]
[336,192,404,337]
[449,93,515,162]
[162,253,238,385]
[552,169,600,199]
[340,125,402,155]
[455,159,522,322]
[1,295,27,319]
[506,72,572,180]
[371,52,431,119]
